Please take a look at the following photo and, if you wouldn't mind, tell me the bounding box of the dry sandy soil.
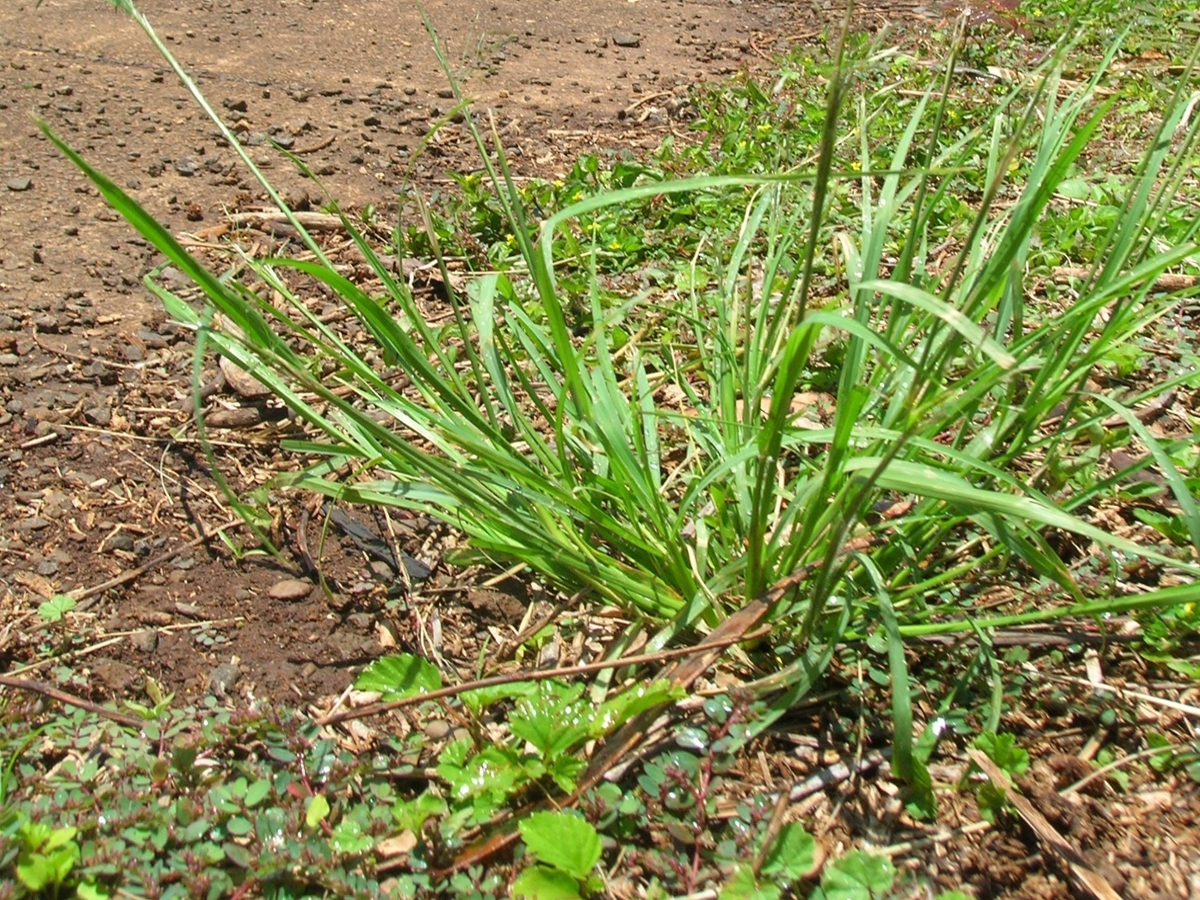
[2,1,1200,897]
[0,0,816,697]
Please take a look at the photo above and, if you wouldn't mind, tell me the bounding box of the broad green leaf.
[225,816,253,837]
[973,733,1029,777]
[37,595,76,624]
[518,811,601,880]
[305,794,330,830]
[244,779,272,808]
[510,682,593,757]
[820,850,895,900]
[761,823,817,881]
[593,680,684,735]
[331,818,374,854]
[41,826,77,853]
[17,854,55,892]
[720,863,782,900]
[355,654,443,699]
[460,681,540,714]
[393,791,448,833]
[223,842,254,869]
[439,746,524,816]
[512,865,582,900]
[77,880,111,900]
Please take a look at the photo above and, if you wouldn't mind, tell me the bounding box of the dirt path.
[2,0,796,322]
[0,0,812,703]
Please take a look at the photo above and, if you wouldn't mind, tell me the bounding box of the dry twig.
[967,749,1122,900]
[0,674,145,729]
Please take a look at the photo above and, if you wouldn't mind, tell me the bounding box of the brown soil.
[0,0,808,705]
[2,0,1198,896]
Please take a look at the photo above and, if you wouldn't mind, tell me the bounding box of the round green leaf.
[761,823,817,881]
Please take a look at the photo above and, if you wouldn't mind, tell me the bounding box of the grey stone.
[6,177,31,192]
[612,32,640,47]
[103,532,135,553]
[208,662,240,696]
[131,629,159,653]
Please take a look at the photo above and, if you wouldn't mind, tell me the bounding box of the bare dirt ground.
[2,0,1200,897]
[1,0,808,700]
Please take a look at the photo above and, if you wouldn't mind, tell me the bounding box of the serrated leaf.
[593,680,683,734]
[331,817,374,854]
[393,791,447,833]
[820,850,895,900]
[720,863,782,900]
[512,865,582,900]
[518,811,601,880]
[460,681,540,714]
[510,681,592,757]
[973,732,1029,777]
[37,594,76,624]
[305,794,330,830]
[761,823,817,881]
[355,654,442,699]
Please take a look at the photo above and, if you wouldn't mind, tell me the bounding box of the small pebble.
[268,578,312,601]
[6,177,32,192]
[131,629,159,653]
[208,662,240,696]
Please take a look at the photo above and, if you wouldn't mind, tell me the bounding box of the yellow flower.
[756,122,773,135]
